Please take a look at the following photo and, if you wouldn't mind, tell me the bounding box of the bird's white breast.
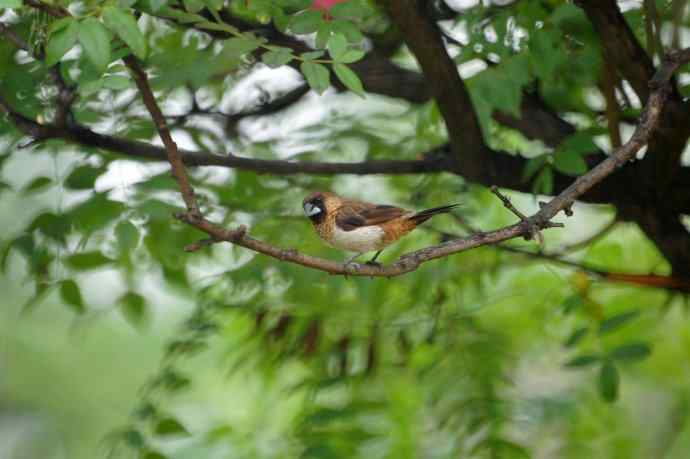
[328,225,385,253]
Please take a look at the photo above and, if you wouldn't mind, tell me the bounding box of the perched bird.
[303,191,458,265]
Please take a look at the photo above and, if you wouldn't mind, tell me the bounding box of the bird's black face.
[303,196,326,224]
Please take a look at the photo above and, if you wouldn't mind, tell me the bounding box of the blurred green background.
[2,0,690,458]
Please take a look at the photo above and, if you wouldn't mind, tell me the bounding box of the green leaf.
[78,18,112,74]
[65,251,113,270]
[609,342,652,362]
[116,220,139,252]
[142,451,167,459]
[0,0,22,8]
[564,354,600,368]
[122,429,144,448]
[118,291,147,329]
[68,193,124,232]
[563,326,589,348]
[333,63,364,96]
[222,37,263,58]
[149,0,168,12]
[155,417,189,436]
[289,10,322,35]
[60,279,85,314]
[300,61,330,94]
[337,48,365,64]
[29,212,71,242]
[315,21,331,49]
[45,19,79,67]
[599,360,619,402]
[330,19,364,43]
[24,176,53,192]
[102,6,147,59]
[331,2,366,20]
[65,165,102,190]
[327,33,347,61]
[261,48,293,68]
[521,155,547,182]
[469,54,530,119]
[301,50,325,61]
[183,0,204,13]
[532,166,553,195]
[561,293,584,314]
[553,149,588,176]
[102,75,131,90]
[78,79,105,96]
[202,0,223,10]
[560,131,599,156]
[598,310,640,335]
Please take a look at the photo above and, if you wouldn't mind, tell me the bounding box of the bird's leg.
[365,250,383,267]
[344,253,362,273]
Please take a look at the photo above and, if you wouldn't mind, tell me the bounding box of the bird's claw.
[344,261,361,274]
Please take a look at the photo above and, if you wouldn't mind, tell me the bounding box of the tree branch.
[379,0,486,175]
[124,56,200,216]
[132,48,688,277]
[577,0,656,102]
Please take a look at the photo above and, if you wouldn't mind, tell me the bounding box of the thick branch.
[379,0,486,175]
[577,0,656,102]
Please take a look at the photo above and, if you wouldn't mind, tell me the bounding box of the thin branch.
[0,107,455,174]
[490,185,530,221]
[441,216,690,293]
[124,55,200,216]
[224,84,310,125]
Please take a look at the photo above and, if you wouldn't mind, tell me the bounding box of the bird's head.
[303,191,335,223]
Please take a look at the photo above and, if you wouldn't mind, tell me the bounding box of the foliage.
[1,1,690,459]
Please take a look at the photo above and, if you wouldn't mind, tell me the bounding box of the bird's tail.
[409,203,459,225]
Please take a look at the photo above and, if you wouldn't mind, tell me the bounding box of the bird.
[303,191,458,266]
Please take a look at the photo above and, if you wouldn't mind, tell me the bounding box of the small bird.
[303,191,458,265]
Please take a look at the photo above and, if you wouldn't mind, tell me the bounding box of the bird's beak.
[304,203,321,216]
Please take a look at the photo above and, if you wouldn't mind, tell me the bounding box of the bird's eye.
[304,202,322,216]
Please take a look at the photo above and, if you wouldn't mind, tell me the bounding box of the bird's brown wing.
[335,202,407,231]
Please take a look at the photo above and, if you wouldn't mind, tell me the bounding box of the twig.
[490,185,528,220]
[490,185,563,244]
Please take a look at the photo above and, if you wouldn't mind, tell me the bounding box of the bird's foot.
[344,261,362,275]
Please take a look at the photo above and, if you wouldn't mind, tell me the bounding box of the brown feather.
[335,203,407,231]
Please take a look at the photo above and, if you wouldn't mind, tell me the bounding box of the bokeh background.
[2,0,690,458]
